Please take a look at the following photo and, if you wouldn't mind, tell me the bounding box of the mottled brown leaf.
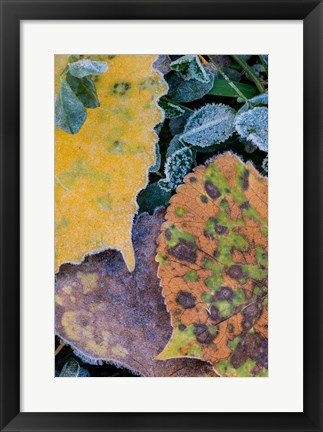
[55,209,216,377]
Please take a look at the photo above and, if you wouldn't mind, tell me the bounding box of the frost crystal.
[180,103,236,148]
[166,134,185,159]
[158,98,186,119]
[234,107,268,152]
[166,69,215,103]
[149,143,161,173]
[262,155,268,174]
[248,93,268,105]
[170,55,210,83]
[55,80,87,134]
[69,60,108,78]
[159,147,193,192]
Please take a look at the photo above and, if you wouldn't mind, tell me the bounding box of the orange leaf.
[156,152,268,377]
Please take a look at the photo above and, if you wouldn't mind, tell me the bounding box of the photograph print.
[54,54,268,378]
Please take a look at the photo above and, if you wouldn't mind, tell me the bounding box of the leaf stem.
[55,341,65,356]
[207,55,250,104]
[231,55,265,93]
[162,97,194,112]
[198,55,209,66]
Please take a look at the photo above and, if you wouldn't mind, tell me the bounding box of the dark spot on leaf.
[168,239,197,263]
[212,287,234,302]
[208,305,221,322]
[204,181,221,199]
[109,140,125,154]
[213,248,218,258]
[231,333,268,369]
[241,170,250,190]
[194,323,207,335]
[240,201,250,210]
[204,229,214,239]
[243,321,252,330]
[176,290,196,309]
[243,303,260,320]
[178,324,186,331]
[227,265,244,280]
[112,82,131,96]
[251,364,263,375]
[193,323,214,345]
[189,177,197,183]
[200,195,208,204]
[214,221,228,235]
[139,77,156,89]
[164,229,172,240]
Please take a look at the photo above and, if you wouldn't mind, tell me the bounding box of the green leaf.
[59,358,80,377]
[238,55,252,62]
[69,60,108,78]
[248,93,268,105]
[180,103,236,148]
[169,112,191,136]
[78,367,90,377]
[166,69,215,103]
[251,63,266,79]
[209,79,258,99]
[66,73,99,108]
[237,102,250,114]
[220,67,241,82]
[166,134,186,159]
[170,55,210,83]
[137,182,171,214]
[262,155,268,175]
[159,147,194,192]
[158,98,186,119]
[261,55,268,65]
[234,107,268,151]
[55,80,87,134]
[59,358,90,377]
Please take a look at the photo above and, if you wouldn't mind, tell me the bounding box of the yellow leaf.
[55,55,167,272]
[55,54,68,93]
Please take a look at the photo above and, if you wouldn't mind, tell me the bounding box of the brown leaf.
[55,209,217,377]
[156,153,268,377]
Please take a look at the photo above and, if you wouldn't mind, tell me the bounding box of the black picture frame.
[1,0,322,431]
